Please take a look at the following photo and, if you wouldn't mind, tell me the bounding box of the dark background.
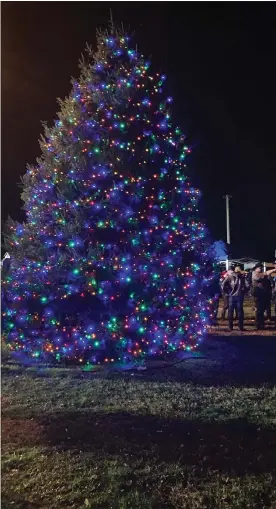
[2,2,276,260]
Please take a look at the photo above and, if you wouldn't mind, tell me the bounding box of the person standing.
[220,267,234,320]
[272,275,276,320]
[263,276,272,320]
[251,263,276,330]
[221,265,248,331]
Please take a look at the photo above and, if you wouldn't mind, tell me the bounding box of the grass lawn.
[2,301,276,509]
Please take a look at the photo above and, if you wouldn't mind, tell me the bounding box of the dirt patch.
[2,417,43,448]
[1,396,11,408]
[209,318,276,336]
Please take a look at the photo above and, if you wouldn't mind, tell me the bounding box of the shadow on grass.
[40,411,276,476]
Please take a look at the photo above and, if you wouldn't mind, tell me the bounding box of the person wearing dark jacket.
[220,268,234,319]
[251,263,276,329]
[221,265,248,331]
[272,276,276,320]
[263,276,272,320]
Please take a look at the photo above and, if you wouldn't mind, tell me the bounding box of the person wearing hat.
[221,264,248,331]
[251,263,276,329]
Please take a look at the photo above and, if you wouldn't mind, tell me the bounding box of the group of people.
[219,263,276,331]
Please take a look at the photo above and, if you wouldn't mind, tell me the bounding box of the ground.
[2,298,276,509]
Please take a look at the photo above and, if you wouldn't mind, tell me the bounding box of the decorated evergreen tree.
[2,27,214,365]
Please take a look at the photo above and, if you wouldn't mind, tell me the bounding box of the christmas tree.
[2,27,214,365]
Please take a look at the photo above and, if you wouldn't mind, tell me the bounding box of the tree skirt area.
[2,318,276,509]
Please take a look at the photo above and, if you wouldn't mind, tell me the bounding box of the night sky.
[2,2,276,260]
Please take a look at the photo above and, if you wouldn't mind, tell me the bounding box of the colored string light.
[2,27,215,365]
